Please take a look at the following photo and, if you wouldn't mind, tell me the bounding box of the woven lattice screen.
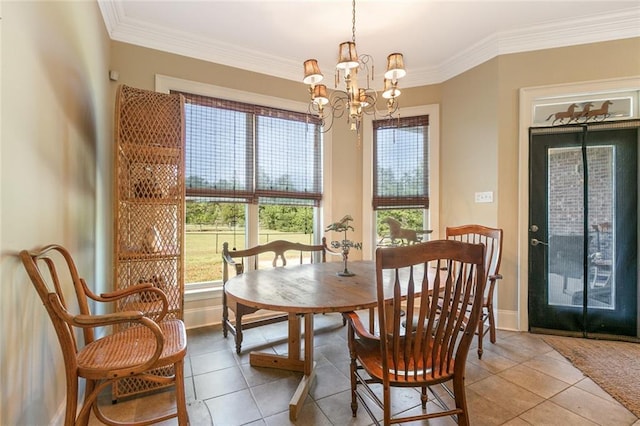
[113,84,185,400]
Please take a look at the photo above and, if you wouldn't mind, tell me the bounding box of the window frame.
[362,104,440,259]
[372,115,430,210]
[155,75,326,294]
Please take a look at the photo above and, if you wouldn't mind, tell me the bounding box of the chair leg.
[74,377,89,426]
[488,306,497,343]
[421,386,428,409]
[452,375,470,426]
[383,382,392,425]
[234,313,243,354]
[477,313,484,359]
[222,291,229,338]
[347,325,358,417]
[175,359,189,425]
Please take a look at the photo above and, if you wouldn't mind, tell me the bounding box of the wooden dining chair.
[446,224,503,358]
[343,240,486,425]
[222,237,344,354]
[20,245,188,426]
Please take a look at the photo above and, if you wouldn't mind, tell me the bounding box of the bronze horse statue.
[381,217,431,246]
[325,214,354,233]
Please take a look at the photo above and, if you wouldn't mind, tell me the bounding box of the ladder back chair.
[343,240,486,426]
[222,237,344,354]
[446,224,503,358]
[20,245,188,426]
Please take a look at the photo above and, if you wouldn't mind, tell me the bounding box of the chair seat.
[77,319,187,380]
[354,336,455,385]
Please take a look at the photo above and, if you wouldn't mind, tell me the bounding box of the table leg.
[288,312,301,361]
[289,313,316,421]
[248,313,317,421]
[249,313,305,371]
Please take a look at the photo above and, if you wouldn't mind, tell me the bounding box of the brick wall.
[548,146,613,257]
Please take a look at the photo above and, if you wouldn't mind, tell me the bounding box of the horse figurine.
[325,214,354,233]
[585,100,613,122]
[381,217,431,246]
[545,104,578,125]
[573,102,593,122]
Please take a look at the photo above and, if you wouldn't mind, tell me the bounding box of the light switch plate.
[475,191,493,203]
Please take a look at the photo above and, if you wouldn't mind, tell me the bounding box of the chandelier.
[302,0,406,136]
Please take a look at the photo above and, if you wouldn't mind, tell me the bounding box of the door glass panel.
[546,146,615,310]
[586,146,615,310]
[547,147,585,307]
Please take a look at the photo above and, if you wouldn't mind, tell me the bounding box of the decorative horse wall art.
[380,217,432,246]
[545,100,613,125]
[585,101,613,121]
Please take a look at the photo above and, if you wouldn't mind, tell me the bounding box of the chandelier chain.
[351,0,356,44]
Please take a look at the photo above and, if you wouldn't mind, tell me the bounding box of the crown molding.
[98,2,640,88]
[435,7,640,85]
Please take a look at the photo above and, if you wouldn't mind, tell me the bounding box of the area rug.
[543,335,640,417]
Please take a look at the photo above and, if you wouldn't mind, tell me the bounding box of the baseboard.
[497,309,520,332]
[184,304,222,330]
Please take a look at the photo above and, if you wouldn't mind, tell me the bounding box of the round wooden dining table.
[225,260,380,421]
[224,259,434,420]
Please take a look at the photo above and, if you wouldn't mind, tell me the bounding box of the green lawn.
[184,231,314,283]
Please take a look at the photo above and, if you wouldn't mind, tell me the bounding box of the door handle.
[531,238,548,246]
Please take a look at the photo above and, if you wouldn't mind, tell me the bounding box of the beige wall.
[440,58,500,228]
[496,38,640,315]
[0,1,111,424]
[433,37,640,320]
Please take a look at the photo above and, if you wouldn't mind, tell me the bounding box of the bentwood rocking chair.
[20,245,188,425]
[343,240,486,425]
[446,224,503,358]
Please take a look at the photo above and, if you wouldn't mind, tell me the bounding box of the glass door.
[528,123,638,337]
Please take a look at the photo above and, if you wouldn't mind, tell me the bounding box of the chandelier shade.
[303,59,323,85]
[312,84,329,106]
[337,42,359,70]
[384,53,406,80]
[302,0,406,139]
[382,79,401,99]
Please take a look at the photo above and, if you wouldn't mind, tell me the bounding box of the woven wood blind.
[175,91,322,206]
[372,115,430,210]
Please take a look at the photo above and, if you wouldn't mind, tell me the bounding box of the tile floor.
[92,313,639,425]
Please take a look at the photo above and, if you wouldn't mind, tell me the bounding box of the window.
[372,115,430,246]
[173,91,322,284]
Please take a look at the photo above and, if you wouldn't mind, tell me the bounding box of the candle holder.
[325,215,362,277]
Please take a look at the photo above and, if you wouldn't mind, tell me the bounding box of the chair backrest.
[446,224,503,293]
[375,239,485,381]
[222,238,329,282]
[19,245,94,370]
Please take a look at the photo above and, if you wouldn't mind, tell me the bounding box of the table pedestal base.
[248,312,315,420]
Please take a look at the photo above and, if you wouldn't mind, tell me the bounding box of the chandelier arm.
[328,92,349,128]
[308,102,333,134]
[357,54,373,88]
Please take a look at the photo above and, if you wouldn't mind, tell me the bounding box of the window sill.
[184,281,222,302]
